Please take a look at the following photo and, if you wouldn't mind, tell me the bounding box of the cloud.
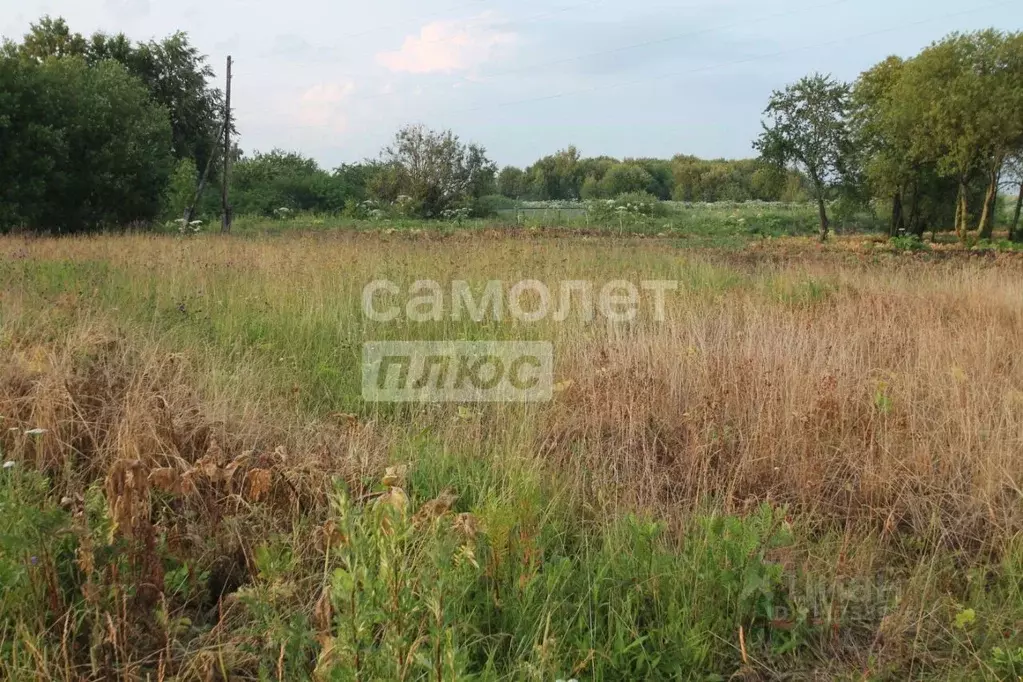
[376,12,516,75]
[296,82,356,133]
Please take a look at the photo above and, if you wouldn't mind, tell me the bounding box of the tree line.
[1,17,1020,237]
[222,142,808,222]
[494,150,806,203]
[756,29,1023,241]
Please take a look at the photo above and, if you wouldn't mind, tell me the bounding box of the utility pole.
[221,55,233,234]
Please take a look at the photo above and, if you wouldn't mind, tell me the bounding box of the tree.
[497,166,527,199]
[852,56,915,236]
[14,16,87,60]
[0,55,173,232]
[231,150,345,216]
[754,74,852,240]
[599,163,654,198]
[580,175,602,200]
[106,31,224,174]
[1005,154,1023,241]
[750,164,799,202]
[897,31,1023,239]
[973,32,1023,238]
[525,146,583,200]
[375,124,496,218]
[632,159,674,200]
[464,143,497,199]
[10,17,223,174]
[165,158,199,220]
[334,162,383,207]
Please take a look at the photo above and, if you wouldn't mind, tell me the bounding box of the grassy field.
[1,230,1022,680]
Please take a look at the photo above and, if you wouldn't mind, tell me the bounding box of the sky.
[2,0,1022,169]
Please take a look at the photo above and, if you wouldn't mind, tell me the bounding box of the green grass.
[2,232,1022,680]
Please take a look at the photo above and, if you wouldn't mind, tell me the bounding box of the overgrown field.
[1,232,1022,680]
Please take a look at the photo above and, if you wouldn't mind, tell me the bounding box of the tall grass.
[1,232,1022,679]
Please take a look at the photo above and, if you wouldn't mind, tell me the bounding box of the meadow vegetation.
[2,231,1023,680]
[3,12,1023,682]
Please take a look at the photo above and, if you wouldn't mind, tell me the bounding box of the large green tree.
[0,56,173,232]
[896,30,1023,239]
[9,16,223,173]
[754,74,852,241]
[526,147,584,200]
[852,56,915,235]
[598,163,655,198]
[497,166,527,199]
[373,124,496,218]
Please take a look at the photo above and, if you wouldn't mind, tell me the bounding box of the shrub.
[471,194,518,217]
[891,235,930,252]
[164,158,198,220]
[231,150,346,217]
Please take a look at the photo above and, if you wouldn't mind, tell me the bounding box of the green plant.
[0,467,73,645]
[164,158,198,220]
[314,481,480,681]
[891,235,930,251]
[990,646,1023,679]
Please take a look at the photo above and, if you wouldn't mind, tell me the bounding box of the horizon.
[3,0,1022,169]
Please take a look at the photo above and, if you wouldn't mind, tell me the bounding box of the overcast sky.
[3,0,1021,168]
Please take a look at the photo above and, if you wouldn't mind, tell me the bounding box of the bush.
[471,194,518,217]
[164,158,198,220]
[891,235,930,252]
[231,150,346,217]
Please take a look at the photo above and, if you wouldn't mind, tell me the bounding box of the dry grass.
[1,231,1022,679]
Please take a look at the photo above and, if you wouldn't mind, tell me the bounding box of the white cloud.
[296,81,356,133]
[376,12,516,75]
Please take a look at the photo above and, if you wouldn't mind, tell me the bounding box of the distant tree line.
[223,141,807,223]
[495,149,806,203]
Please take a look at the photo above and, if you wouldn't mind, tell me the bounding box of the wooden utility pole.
[221,55,233,234]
